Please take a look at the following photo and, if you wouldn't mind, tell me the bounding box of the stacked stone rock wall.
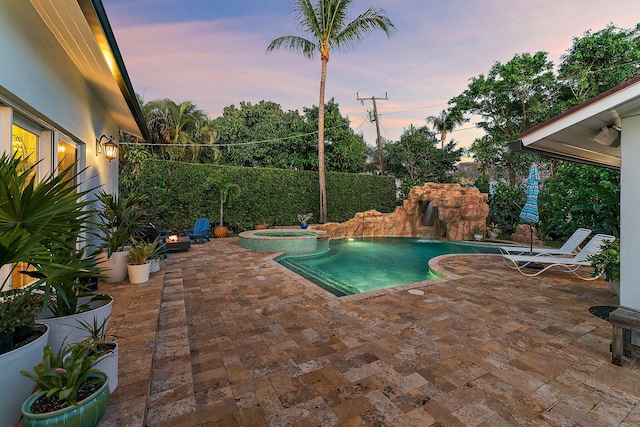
[314,182,489,241]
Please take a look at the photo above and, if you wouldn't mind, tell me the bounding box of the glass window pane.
[58,141,77,188]
[11,124,39,176]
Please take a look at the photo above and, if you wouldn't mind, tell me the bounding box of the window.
[11,123,39,178]
[58,140,77,188]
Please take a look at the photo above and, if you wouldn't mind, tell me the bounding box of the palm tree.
[144,99,208,161]
[426,109,465,149]
[266,0,395,223]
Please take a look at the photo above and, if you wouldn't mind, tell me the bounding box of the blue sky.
[104,0,640,154]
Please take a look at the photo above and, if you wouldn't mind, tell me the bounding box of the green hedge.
[137,160,396,232]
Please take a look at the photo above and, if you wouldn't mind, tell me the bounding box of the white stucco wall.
[0,0,118,192]
[620,113,640,309]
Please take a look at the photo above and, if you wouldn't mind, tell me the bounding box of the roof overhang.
[513,75,640,170]
[28,0,149,140]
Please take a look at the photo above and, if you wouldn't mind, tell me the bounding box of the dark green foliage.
[210,99,368,173]
[474,174,490,194]
[538,163,620,240]
[488,183,525,235]
[137,160,396,232]
[451,52,558,186]
[558,24,640,106]
[397,178,422,202]
[385,125,464,184]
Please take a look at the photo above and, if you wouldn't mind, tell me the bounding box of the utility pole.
[357,92,388,175]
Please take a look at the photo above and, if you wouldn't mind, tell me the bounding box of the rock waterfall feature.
[314,183,489,241]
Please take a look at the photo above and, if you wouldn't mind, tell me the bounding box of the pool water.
[276,237,500,296]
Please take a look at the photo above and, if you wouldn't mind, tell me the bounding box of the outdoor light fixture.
[96,134,118,161]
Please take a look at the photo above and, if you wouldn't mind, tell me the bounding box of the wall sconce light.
[96,135,118,161]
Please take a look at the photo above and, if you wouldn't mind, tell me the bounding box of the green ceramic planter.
[21,373,109,427]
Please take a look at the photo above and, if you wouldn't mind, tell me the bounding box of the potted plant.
[127,237,160,284]
[0,153,98,426]
[0,289,44,354]
[297,213,313,229]
[76,316,119,393]
[94,190,148,282]
[0,290,49,426]
[487,222,500,240]
[29,250,113,355]
[20,342,110,426]
[207,176,241,238]
[473,225,484,241]
[589,239,620,296]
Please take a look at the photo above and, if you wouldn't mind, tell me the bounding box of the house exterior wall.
[0,0,118,192]
[620,114,640,310]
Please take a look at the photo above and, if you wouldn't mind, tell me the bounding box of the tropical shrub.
[487,182,524,235]
[538,163,619,240]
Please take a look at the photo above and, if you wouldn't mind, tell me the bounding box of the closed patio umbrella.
[519,164,540,255]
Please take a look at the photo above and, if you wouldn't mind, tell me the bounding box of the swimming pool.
[276,237,500,296]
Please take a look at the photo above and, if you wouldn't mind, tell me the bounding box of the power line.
[119,117,372,148]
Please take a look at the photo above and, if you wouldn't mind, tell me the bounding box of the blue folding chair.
[184,218,210,243]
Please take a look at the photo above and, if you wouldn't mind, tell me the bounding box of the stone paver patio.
[97,237,640,426]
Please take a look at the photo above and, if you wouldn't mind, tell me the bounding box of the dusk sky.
[104,0,640,156]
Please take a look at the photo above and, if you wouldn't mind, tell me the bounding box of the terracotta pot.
[214,226,228,238]
[254,224,268,230]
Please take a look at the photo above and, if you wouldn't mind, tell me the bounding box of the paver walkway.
[99,237,640,426]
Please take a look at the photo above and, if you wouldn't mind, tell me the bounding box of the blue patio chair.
[184,218,210,243]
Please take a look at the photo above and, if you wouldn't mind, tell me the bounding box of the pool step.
[278,260,354,296]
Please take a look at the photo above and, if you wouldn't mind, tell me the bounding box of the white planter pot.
[128,263,151,284]
[489,232,498,240]
[0,324,49,427]
[474,233,483,241]
[37,295,114,354]
[149,258,161,274]
[97,250,129,282]
[606,279,620,297]
[96,341,118,393]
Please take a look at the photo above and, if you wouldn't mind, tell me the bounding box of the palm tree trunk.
[318,58,328,223]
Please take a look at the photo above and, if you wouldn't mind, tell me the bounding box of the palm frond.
[334,7,396,52]
[266,36,317,60]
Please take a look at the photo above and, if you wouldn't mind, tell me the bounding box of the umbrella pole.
[530,224,533,255]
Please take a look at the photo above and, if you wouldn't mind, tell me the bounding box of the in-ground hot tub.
[239,229,329,255]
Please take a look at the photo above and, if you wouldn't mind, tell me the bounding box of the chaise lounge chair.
[502,233,615,279]
[499,227,592,256]
[184,218,211,243]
